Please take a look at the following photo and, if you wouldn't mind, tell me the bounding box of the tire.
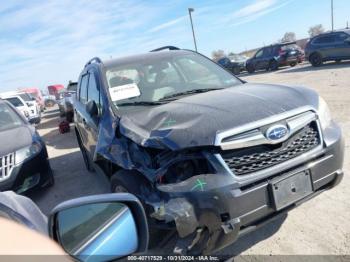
[111,169,168,249]
[66,112,74,123]
[310,53,322,67]
[335,59,341,63]
[269,60,279,71]
[246,64,255,74]
[290,62,297,67]
[232,67,240,75]
[76,130,94,172]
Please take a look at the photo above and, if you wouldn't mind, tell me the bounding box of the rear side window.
[5,97,24,107]
[312,35,335,44]
[335,32,349,42]
[262,47,272,57]
[79,74,89,104]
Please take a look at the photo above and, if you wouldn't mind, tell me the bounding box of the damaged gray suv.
[74,46,344,255]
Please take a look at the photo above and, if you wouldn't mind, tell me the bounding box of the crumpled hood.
[119,83,318,150]
[0,125,34,156]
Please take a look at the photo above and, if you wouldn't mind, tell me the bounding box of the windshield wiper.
[159,88,223,101]
[117,101,164,107]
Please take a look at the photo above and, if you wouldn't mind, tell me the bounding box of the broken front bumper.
[155,121,344,254]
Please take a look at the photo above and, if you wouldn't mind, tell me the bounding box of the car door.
[84,70,103,158]
[75,73,89,148]
[253,48,265,69]
[333,32,350,59]
[312,34,336,59]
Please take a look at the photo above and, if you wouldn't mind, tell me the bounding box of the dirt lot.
[31,61,350,256]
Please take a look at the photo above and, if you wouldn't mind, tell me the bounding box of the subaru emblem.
[266,124,289,141]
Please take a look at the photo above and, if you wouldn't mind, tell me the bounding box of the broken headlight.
[158,158,211,184]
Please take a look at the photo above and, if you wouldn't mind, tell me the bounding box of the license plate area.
[270,170,313,211]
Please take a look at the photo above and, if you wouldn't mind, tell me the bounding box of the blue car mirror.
[49,193,149,261]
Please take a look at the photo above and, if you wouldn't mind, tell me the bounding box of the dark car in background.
[217,54,247,75]
[0,99,54,194]
[305,29,350,66]
[246,42,302,73]
[57,81,78,122]
[73,47,343,255]
[63,81,78,122]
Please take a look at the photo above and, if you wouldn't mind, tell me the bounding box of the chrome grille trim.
[0,152,15,182]
[215,107,317,150]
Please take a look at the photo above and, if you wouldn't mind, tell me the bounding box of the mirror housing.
[86,100,99,117]
[345,37,350,43]
[49,193,149,261]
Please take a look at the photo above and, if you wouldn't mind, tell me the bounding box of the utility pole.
[188,8,198,52]
[331,0,334,31]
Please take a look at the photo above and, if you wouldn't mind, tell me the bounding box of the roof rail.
[150,46,180,52]
[84,57,102,68]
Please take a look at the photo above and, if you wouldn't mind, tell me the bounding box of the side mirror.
[86,100,98,117]
[345,37,350,43]
[49,193,149,261]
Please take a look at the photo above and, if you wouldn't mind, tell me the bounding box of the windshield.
[29,92,38,98]
[0,103,23,131]
[5,97,24,107]
[19,93,32,101]
[106,53,241,107]
[228,54,245,62]
[67,83,77,92]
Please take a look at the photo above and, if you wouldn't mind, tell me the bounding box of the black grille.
[221,122,320,176]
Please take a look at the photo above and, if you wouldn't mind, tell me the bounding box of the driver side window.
[87,73,103,118]
[255,49,263,58]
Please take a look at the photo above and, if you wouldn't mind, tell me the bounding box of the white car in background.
[17,92,41,124]
[0,93,40,124]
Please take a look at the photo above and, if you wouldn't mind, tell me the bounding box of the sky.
[0,0,349,92]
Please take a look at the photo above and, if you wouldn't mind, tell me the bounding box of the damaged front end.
[94,116,237,254]
[149,152,244,255]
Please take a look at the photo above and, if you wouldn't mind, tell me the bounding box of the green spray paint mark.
[162,118,177,127]
[191,179,207,192]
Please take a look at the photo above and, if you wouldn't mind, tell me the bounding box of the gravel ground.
[31,61,350,256]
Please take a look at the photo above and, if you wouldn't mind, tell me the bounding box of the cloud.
[148,15,187,33]
[0,0,174,91]
[0,0,296,91]
[232,0,276,19]
[218,0,291,27]
[229,0,292,27]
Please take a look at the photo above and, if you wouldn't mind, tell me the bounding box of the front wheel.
[246,64,255,73]
[269,60,279,71]
[111,170,166,249]
[232,67,240,75]
[290,62,297,67]
[310,53,322,67]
